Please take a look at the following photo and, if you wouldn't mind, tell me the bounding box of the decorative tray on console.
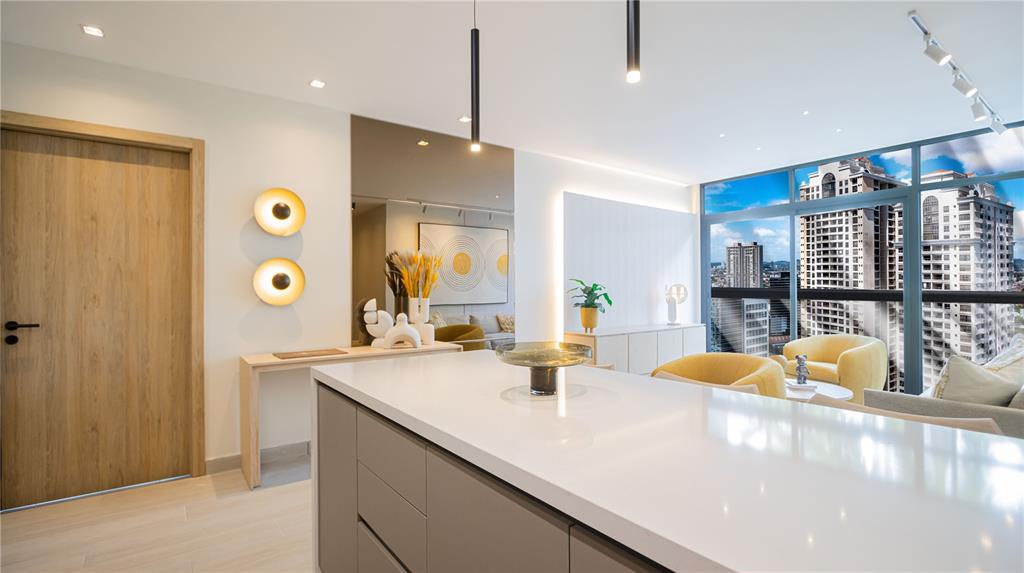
[495,342,592,396]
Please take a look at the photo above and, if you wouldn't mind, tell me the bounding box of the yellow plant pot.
[580,307,599,333]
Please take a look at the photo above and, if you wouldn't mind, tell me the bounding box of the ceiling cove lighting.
[309,79,326,89]
[625,0,640,83]
[908,10,1005,134]
[81,25,104,37]
[469,0,481,153]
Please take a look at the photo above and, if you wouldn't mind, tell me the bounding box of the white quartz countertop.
[565,323,703,337]
[312,351,1023,572]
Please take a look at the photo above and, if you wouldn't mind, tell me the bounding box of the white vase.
[409,297,430,325]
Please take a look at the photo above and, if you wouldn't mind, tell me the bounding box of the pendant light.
[469,0,481,153]
[626,0,640,83]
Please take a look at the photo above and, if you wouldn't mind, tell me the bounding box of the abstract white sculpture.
[371,313,422,349]
[665,284,688,325]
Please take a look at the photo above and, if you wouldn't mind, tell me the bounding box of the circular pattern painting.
[438,235,485,292]
[485,238,509,290]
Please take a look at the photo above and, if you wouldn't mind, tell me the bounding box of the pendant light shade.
[254,187,306,236]
[626,0,640,83]
[470,26,481,152]
[253,258,306,306]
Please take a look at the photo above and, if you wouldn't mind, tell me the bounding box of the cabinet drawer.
[357,408,427,513]
[358,463,426,573]
[357,521,408,573]
[426,447,570,572]
[656,329,683,367]
[570,525,665,572]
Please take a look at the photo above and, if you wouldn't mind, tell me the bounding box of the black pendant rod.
[471,26,480,148]
[626,0,640,81]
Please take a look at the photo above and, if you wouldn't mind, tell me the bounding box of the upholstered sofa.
[864,389,1024,439]
[775,334,888,403]
[435,324,487,351]
[651,353,786,398]
[430,311,514,350]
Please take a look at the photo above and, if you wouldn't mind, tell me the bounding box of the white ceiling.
[2,1,1021,184]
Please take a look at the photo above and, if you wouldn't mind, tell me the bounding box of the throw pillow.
[496,313,515,333]
[469,314,500,335]
[428,311,447,328]
[937,355,1021,406]
[1009,385,1024,410]
[983,335,1024,385]
[444,314,470,326]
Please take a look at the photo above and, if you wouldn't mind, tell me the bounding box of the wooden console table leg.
[240,360,261,489]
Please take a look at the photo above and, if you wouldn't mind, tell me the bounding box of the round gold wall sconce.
[253,187,306,236]
[253,258,306,306]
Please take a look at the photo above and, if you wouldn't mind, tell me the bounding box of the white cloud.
[879,148,912,164]
[924,129,1024,174]
[704,182,729,196]
[753,227,779,237]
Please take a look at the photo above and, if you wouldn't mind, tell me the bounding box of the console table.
[564,324,706,375]
[239,342,461,489]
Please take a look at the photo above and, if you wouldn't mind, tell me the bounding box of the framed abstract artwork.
[418,223,509,305]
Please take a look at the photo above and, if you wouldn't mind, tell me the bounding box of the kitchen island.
[311,350,1023,572]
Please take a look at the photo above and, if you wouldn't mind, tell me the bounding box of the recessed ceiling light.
[835,128,843,133]
[718,133,726,139]
[309,79,326,89]
[802,110,810,116]
[755,146,762,151]
[81,25,104,38]
[494,194,500,199]
[458,116,472,123]
[417,140,430,147]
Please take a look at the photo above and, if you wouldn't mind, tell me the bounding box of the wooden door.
[1,128,193,509]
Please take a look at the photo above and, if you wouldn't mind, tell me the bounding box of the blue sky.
[710,127,1023,259]
[704,171,788,214]
[710,217,789,264]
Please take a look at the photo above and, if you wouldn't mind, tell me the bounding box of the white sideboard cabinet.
[564,324,706,374]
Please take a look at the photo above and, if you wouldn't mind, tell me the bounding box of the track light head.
[970,97,989,122]
[990,117,1007,135]
[626,69,641,84]
[951,73,977,98]
[469,142,482,153]
[923,35,952,66]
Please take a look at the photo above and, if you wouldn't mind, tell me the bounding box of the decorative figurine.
[371,313,421,349]
[795,354,810,385]
[357,298,394,345]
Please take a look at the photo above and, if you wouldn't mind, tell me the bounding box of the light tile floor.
[1,457,313,572]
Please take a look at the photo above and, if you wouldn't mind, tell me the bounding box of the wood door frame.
[1,110,206,477]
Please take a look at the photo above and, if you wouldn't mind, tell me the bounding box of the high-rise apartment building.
[914,170,1015,385]
[712,242,769,356]
[796,158,1015,390]
[798,158,906,387]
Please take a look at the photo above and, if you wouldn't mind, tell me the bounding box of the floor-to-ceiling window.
[701,124,1024,394]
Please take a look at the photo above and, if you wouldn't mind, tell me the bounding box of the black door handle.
[4,321,40,331]
[4,335,17,345]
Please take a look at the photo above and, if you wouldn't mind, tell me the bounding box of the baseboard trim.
[205,441,310,474]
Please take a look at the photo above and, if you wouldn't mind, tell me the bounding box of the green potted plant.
[568,279,613,333]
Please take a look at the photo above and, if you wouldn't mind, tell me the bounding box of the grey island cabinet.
[314,383,669,573]
[311,351,1024,573]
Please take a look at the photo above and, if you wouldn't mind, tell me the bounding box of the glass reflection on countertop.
[704,393,1024,511]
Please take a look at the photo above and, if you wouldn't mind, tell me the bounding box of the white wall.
[1,43,352,460]
[563,193,699,331]
[513,150,697,342]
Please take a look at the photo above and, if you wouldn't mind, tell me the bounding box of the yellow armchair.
[435,324,487,351]
[779,334,887,403]
[651,353,786,398]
